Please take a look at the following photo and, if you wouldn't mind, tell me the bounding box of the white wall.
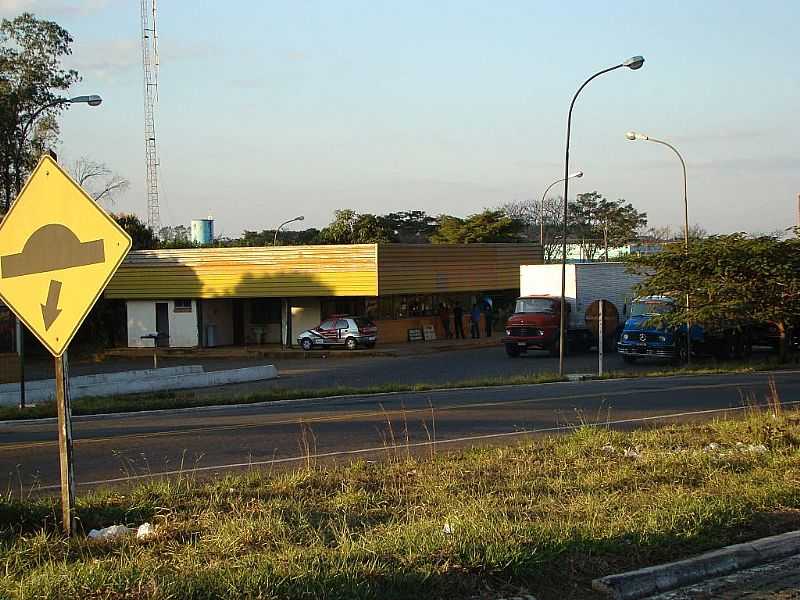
[290,298,321,341]
[127,301,157,348]
[201,299,234,347]
[126,300,199,348]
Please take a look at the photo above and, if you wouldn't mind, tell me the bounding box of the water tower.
[191,216,214,245]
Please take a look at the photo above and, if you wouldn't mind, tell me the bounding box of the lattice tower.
[141,0,160,230]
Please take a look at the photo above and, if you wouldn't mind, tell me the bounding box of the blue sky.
[3,0,798,237]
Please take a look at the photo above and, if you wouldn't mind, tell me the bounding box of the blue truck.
[616,295,751,363]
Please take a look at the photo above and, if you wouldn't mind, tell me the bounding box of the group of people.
[438,299,493,340]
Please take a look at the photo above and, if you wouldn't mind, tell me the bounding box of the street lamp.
[540,171,583,245]
[558,56,644,377]
[12,93,102,410]
[625,130,692,365]
[273,215,305,246]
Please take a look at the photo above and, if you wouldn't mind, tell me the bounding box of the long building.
[104,243,542,347]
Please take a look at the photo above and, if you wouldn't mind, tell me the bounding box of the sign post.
[598,299,604,376]
[0,155,131,535]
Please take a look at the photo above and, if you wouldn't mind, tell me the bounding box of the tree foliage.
[628,234,800,357]
[569,191,647,260]
[430,210,524,244]
[379,211,437,243]
[319,209,396,244]
[114,213,158,250]
[0,13,79,211]
[503,196,563,261]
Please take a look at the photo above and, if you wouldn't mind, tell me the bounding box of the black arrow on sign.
[42,280,62,330]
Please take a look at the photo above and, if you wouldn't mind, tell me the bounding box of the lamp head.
[622,55,645,70]
[69,94,103,106]
[296,215,305,221]
[569,171,583,179]
[625,130,649,141]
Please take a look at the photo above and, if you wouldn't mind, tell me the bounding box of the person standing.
[439,303,452,339]
[453,302,464,339]
[470,303,481,339]
[482,298,493,337]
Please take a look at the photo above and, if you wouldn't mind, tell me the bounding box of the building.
[104,243,542,347]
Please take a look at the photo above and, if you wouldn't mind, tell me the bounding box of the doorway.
[155,302,170,347]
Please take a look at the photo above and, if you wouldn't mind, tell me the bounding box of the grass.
[2,405,800,599]
[1,356,797,422]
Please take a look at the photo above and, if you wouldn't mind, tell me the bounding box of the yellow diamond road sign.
[0,155,132,357]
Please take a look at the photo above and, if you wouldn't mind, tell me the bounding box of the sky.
[1,0,798,237]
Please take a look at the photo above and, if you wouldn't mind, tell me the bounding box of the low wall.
[0,364,278,406]
[374,315,485,344]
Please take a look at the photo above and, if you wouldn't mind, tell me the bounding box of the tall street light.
[540,171,583,245]
[558,56,644,377]
[273,215,305,246]
[625,130,692,365]
[12,93,102,410]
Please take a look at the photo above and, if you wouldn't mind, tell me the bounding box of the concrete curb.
[591,530,800,599]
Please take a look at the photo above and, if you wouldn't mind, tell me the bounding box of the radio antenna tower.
[141,0,161,230]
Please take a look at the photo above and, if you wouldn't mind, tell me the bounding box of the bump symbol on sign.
[0,223,105,330]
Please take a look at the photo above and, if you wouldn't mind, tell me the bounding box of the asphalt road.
[1,369,798,492]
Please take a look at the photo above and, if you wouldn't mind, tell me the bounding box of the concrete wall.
[201,299,234,347]
[126,300,199,348]
[290,298,321,340]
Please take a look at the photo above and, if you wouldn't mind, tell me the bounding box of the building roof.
[104,243,542,299]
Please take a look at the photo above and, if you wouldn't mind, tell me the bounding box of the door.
[155,302,170,347]
[335,319,351,345]
[317,319,338,345]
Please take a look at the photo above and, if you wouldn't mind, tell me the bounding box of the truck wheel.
[623,355,637,364]
[505,344,521,358]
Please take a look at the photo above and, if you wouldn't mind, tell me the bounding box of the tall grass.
[2,407,800,599]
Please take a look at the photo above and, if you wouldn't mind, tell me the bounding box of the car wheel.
[345,337,358,351]
[300,338,313,351]
[505,343,521,358]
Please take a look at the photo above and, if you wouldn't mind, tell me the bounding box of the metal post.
[55,351,75,536]
[598,299,604,376]
[559,63,626,376]
[15,318,25,409]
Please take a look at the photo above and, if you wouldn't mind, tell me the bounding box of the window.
[319,320,335,330]
[514,298,558,314]
[174,299,192,313]
[335,320,349,330]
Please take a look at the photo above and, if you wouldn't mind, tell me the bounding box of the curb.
[591,530,800,599]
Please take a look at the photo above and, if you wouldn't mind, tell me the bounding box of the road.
[1,369,798,492]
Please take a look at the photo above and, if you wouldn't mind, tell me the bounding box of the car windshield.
[630,300,674,316]
[515,298,557,314]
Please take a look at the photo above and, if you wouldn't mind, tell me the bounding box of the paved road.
[1,370,798,492]
[22,344,688,397]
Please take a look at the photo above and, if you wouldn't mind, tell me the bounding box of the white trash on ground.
[88,525,131,539]
[136,522,155,540]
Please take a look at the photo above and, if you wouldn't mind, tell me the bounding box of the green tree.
[569,191,647,261]
[430,209,525,244]
[0,13,80,211]
[379,211,437,243]
[628,234,800,361]
[114,213,158,250]
[319,209,396,244]
[503,196,563,262]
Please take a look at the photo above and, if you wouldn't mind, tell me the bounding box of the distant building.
[104,243,542,348]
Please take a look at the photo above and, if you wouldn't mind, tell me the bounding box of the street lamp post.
[625,130,692,365]
[11,94,103,409]
[540,171,583,246]
[273,215,305,246]
[558,56,644,377]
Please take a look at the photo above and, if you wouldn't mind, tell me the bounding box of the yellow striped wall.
[105,243,543,300]
[105,245,379,299]
[377,244,542,295]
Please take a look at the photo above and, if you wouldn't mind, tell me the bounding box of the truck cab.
[617,296,683,363]
[502,296,564,357]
